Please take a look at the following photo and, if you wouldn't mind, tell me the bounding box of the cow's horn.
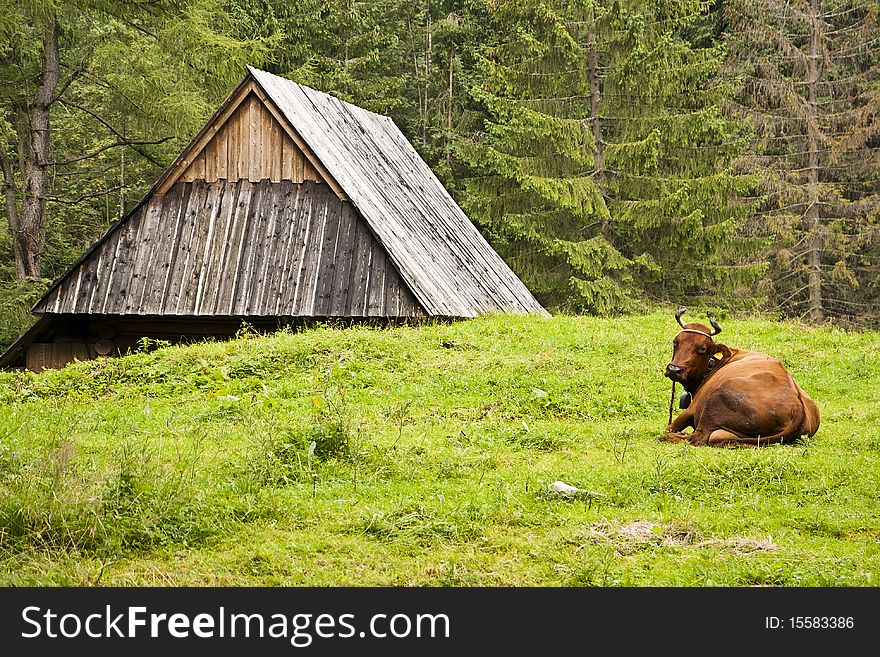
[707,314,722,336]
[675,306,688,328]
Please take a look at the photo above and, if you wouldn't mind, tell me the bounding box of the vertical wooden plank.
[219,181,253,314]
[97,219,131,314]
[205,134,217,181]
[230,179,265,313]
[247,179,282,314]
[85,240,110,314]
[50,285,61,313]
[281,182,314,313]
[154,182,194,314]
[303,159,320,183]
[259,180,295,313]
[383,259,402,317]
[216,123,228,180]
[113,207,148,314]
[312,191,341,317]
[366,243,387,316]
[240,101,250,180]
[281,135,293,181]
[193,150,206,180]
[248,96,259,182]
[201,180,238,313]
[226,110,239,180]
[260,103,272,180]
[132,196,169,311]
[104,209,142,313]
[122,202,159,314]
[328,203,358,316]
[165,180,208,314]
[229,102,241,181]
[243,96,252,180]
[139,186,184,313]
[240,178,270,313]
[50,343,63,369]
[69,265,85,313]
[182,182,224,314]
[26,344,49,373]
[271,118,283,183]
[273,183,304,315]
[346,215,372,317]
[184,154,197,181]
[399,281,423,317]
[57,274,75,311]
[293,143,304,183]
[294,189,330,315]
[235,98,245,180]
[186,181,226,315]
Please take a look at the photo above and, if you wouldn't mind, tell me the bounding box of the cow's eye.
[697,346,708,354]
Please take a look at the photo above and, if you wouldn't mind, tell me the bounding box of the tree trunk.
[586,20,606,233]
[806,0,824,323]
[0,146,24,280]
[423,0,432,145]
[586,22,604,175]
[119,122,126,218]
[447,51,454,166]
[17,19,59,280]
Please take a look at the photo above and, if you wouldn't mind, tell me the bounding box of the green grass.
[0,311,878,586]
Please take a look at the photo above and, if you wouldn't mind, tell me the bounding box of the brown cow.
[660,307,820,447]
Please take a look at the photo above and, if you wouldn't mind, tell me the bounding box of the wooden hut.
[0,67,548,371]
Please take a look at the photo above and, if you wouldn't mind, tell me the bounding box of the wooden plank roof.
[246,67,548,318]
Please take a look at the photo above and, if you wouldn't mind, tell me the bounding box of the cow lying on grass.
[660,308,820,447]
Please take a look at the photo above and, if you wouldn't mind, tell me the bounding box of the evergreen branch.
[50,64,87,106]
[57,99,166,167]
[50,137,172,166]
[751,0,812,23]
[46,185,122,205]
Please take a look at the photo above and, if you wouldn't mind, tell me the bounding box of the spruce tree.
[457,0,760,313]
[727,0,880,324]
[270,0,408,116]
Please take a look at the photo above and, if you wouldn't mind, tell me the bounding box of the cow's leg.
[706,429,787,448]
[667,409,694,434]
[659,431,689,443]
[660,408,695,441]
[685,428,711,446]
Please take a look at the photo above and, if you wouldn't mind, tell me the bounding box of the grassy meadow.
[0,311,878,586]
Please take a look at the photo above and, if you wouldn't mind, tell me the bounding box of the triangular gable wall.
[177,92,325,186]
[154,80,347,200]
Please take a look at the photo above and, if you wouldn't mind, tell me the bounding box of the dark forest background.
[2,0,878,349]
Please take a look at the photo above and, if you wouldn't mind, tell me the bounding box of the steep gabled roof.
[28,67,547,320]
[246,67,548,318]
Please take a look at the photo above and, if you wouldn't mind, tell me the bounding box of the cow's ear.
[714,344,732,361]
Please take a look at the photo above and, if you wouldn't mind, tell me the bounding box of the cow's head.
[665,307,730,391]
